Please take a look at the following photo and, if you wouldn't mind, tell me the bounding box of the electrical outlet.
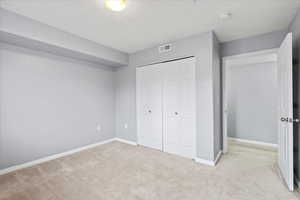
[124,123,128,129]
[96,125,102,132]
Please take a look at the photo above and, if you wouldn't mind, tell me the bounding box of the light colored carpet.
[0,141,299,200]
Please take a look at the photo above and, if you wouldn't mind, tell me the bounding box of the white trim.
[0,138,115,175]
[222,48,278,62]
[136,57,197,158]
[136,67,141,147]
[115,138,137,146]
[195,151,223,167]
[222,48,279,154]
[222,57,228,153]
[224,53,277,67]
[0,138,139,176]
[214,151,222,165]
[228,137,278,148]
[195,158,215,166]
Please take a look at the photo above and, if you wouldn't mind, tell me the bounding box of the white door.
[163,61,181,156]
[136,65,163,150]
[278,33,294,191]
[163,58,196,159]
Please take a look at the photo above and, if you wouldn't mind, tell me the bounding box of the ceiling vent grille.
[158,44,172,53]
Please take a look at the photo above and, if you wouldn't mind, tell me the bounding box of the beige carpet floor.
[0,141,299,200]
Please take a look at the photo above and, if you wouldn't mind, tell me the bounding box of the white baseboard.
[228,137,278,148]
[0,137,138,176]
[195,158,215,166]
[195,151,223,167]
[214,151,222,165]
[114,138,137,146]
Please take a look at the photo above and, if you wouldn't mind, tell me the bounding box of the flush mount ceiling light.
[105,0,127,12]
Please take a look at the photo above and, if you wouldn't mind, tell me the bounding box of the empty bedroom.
[1,0,300,199]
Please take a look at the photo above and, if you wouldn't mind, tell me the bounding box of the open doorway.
[222,33,295,191]
[222,49,279,153]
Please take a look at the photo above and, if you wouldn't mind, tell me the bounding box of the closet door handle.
[174,112,178,115]
[281,117,288,122]
[148,110,152,114]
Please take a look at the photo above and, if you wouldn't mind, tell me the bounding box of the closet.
[136,57,196,159]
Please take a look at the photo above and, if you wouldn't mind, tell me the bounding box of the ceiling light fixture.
[105,0,127,12]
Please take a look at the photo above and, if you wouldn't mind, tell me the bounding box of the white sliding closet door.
[136,65,163,150]
[163,58,196,159]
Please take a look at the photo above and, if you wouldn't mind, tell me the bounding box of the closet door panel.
[182,59,196,158]
[164,82,181,118]
[137,65,163,150]
[163,62,180,156]
[165,117,181,155]
[137,57,196,157]
[181,79,196,115]
[180,65,196,158]
[163,80,181,155]
[180,117,196,158]
[163,58,196,159]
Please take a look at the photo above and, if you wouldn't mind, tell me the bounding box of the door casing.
[222,49,278,153]
[136,57,197,159]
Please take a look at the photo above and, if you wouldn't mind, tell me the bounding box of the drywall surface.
[0,8,128,67]
[289,10,300,46]
[212,33,222,159]
[0,43,116,169]
[288,8,300,182]
[221,30,288,57]
[116,32,220,161]
[227,62,278,144]
[115,66,137,142]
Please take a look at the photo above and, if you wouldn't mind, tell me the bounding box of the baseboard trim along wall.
[0,138,136,175]
[0,137,222,175]
[195,151,223,167]
[228,137,278,148]
[214,151,222,165]
[114,138,138,146]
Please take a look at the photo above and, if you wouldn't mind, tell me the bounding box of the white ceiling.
[1,0,300,53]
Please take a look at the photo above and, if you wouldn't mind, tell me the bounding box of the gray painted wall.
[0,8,128,67]
[227,62,278,144]
[288,8,300,181]
[221,30,288,57]
[115,66,137,142]
[116,32,222,161]
[0,42,116,169]
[212,34,222,158]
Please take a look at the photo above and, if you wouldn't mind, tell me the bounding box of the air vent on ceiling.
[158,44,172,53]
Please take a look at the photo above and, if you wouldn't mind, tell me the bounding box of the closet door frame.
[136,56,197,159]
